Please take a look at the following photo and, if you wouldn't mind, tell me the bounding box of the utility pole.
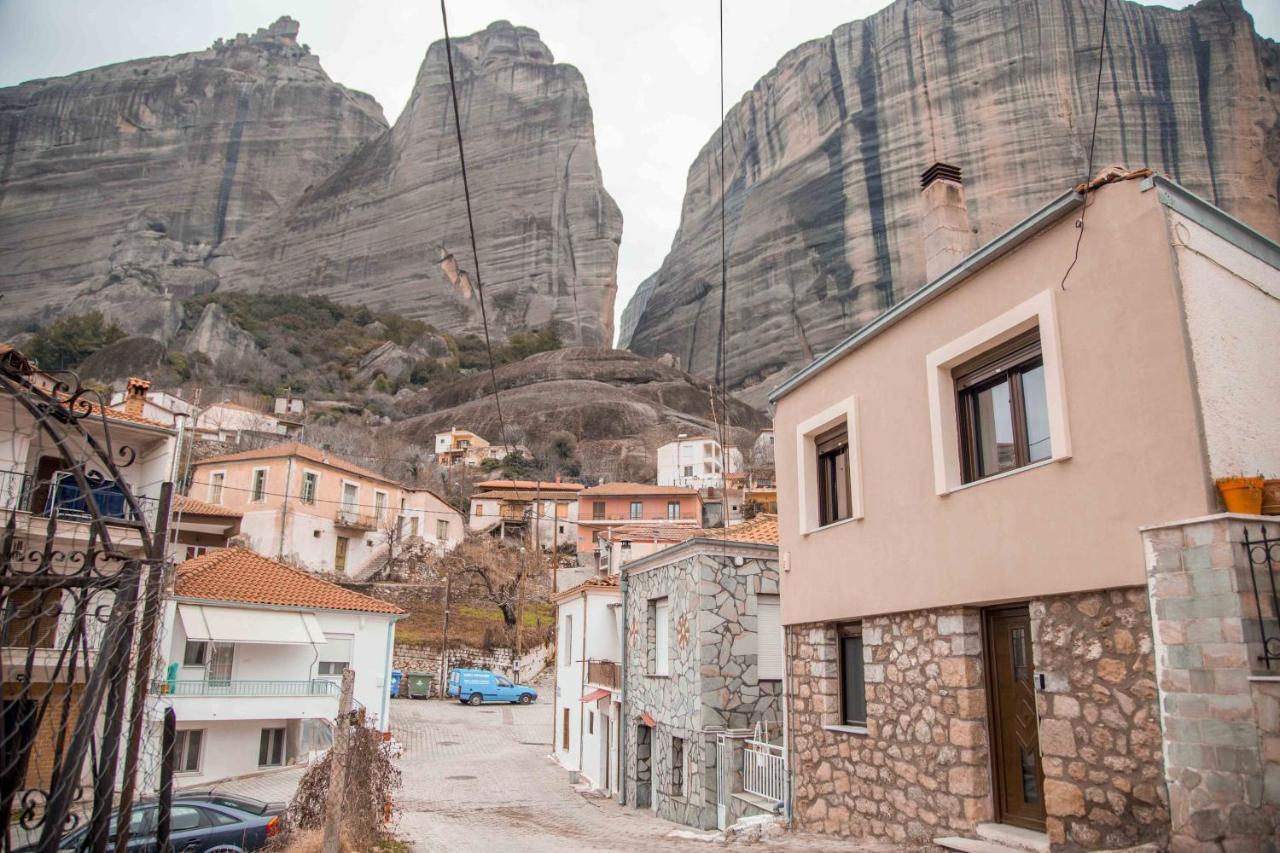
[323,668,356,853]
[440,569,452,693]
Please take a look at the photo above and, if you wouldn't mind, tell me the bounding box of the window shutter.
[757,595,782,680]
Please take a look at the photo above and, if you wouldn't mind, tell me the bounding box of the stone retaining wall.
[393,642,551,694]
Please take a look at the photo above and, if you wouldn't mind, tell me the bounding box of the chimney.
[919,162,974,282]
[124,377,151,417]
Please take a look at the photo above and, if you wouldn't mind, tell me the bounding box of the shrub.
[26,312,125,370]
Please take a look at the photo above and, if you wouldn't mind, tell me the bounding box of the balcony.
[156,679,339,698]
[335,507,379,530]
[1,469,157,527]
[153,678,341,722]
[500,504,529,523]
[587,659,620,690]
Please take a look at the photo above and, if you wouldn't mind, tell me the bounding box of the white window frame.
[653,598,670,677]
[436,518,449,541]
[249,468,268,503]
[340,481,359,519]
[795,395,863,535]
[925,288,1072,495]
[561,614,574,666]
[318,633,353,676]
[207,471,226,505]
[175,729,204,773]
[258,727,286,767]
[374,490,389,523]
[300,469,319,505]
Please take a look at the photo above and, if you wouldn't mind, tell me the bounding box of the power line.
[1060,0,1110,292]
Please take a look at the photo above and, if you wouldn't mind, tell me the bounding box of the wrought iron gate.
[0,346,173,852]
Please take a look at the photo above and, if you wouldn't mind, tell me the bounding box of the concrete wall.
[172,717,291,787]
[554,595,586,772]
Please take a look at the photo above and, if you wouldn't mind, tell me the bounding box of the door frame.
[982,603,1046,831]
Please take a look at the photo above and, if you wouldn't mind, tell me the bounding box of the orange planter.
[1216,476,1264,515]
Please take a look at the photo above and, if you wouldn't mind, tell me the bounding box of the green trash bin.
[406,672,434,700]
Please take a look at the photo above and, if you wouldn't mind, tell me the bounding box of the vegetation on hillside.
[25,311,124,371]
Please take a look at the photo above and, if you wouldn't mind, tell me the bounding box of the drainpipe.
[783,624,795,823]
[277,456,294,560]
[380,618,396,731]
[618,568,629,806]
[578,588,588,778]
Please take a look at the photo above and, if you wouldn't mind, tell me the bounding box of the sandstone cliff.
[623,0,1280,405]
[0,18,387,335]
[216,21,623,347]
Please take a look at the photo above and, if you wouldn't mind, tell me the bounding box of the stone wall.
[788,607,992,845]
[1143,515,1280,852]
[393,642,551,695]
[1030,588,1168,850]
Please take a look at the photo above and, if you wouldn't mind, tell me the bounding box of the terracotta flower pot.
[1216,476,1264,515]
[1263,480,1280,516]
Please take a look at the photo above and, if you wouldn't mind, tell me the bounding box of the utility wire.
[1060,0,1110,291]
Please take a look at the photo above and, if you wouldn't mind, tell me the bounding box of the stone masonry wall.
[393,642,551,695]
[1030,588,1169,850]
[788,607,992,845]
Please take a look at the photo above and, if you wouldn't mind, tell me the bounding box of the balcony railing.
[1,469,157,527]
[500,505,529,522]
[155,679,341,698]
[335,508,379,530]
[586,659,620,690]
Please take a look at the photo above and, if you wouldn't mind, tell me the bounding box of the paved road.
[388,686,894,852]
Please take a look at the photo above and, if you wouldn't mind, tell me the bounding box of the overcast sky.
[2,0,1277,339]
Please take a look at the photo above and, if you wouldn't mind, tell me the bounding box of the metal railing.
[587,659,620,689]
[156,679,341,698]
[1,468,157,526]
[742,739,786,805]
[1243,526,1280,669]
[335,507,379,529]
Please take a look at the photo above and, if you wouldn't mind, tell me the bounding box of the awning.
[640,712,656,727]
[580,687,610,703]
[174,520,236,535]
[178,604,325,645]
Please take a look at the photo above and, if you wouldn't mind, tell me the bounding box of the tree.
[26,311,125,370]
[441,535,532,628]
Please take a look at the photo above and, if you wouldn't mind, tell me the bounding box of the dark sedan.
[38,793,282,852]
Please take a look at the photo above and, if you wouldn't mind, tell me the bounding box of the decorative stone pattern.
[1143,516,1280,852]
[1029,589,1168,850]
[787,607,992,845]
[623,546,780,829]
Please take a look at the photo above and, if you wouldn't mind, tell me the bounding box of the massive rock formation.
[623,0,1280,405]
[216,21,623,347]
[0,17,387,334]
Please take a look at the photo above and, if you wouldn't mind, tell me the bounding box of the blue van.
[446,668,537,705]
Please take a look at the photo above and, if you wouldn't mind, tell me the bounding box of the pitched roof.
[553,573,620,602]
[474,479,583,492]
[175,549,404,615]
[471,490,577,502]
[603,525,701,543]
[703,514,779,545]
[173,495,242,518]
[191,441,396,485]
[579,482,700,497]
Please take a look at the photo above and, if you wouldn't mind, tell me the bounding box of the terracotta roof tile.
[554,573,621,601]
[579,482,700,497]
[474,479,583,491]
[175,548,404,615]
[173,495,243,518]
[471,490,576,502]
[706,514,779,545]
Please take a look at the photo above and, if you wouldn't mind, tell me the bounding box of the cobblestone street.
[388,687,897,852]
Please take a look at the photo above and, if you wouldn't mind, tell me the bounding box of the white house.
[151,549,404,786]
[552,576,622,797]
[655,435,743,491]
[468,479,582,551]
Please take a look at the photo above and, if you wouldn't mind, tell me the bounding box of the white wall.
[1173,210,1280,480]
[554,596,585,773]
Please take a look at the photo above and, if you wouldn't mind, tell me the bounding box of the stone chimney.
[124,377,151,417]
[920,162,974,282]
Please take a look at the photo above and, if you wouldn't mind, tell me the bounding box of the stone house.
[770,169,1280,850]
[621,516,783,830]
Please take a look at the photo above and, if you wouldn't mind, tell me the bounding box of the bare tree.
[440,535,531,628]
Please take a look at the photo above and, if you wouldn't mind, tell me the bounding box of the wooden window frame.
[629,500,643,520]
[300,471,319,505]
[249,468,268,503]
[954,330,1046,485]
[207,471,225,505]
[666,501,680,520]
[592,501,606,520]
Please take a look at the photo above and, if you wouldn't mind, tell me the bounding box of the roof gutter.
[769,189,1084,403]
[172,595,407,620]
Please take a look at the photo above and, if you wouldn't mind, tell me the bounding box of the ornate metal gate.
[0,346,172,852]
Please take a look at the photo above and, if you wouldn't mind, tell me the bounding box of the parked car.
[32,794,282,852]
[446,668,537,705]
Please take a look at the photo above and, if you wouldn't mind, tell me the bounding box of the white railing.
[742,739,786,805]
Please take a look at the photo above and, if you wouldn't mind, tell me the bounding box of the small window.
[175,729,203,772]
[183,640,208,667]
[410,516,421,536]
[436,519,449,540]
[651,598,670,676]
[815,425,850,527]
[374,491,388,522]
[562,615,574,666]
[588,710,595,735]
[334,537,349,573]
[208,472,225,505]
[250,469,267,503]
[629,501,643,520]
[593,501,606,520]
[683,465,693,477]
[620,542,632,562]
[562,708,570,750]
[955,330,1050,484]
[259,728,286,767]
[475,504,484,517]
[319,635,352,676]
[670,736,685,796]
[666,501,680,520]
[301,472,318,505]
[839,624,866,727]
[184,545,207,560]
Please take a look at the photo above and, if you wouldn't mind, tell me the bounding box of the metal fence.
[158,679,341,697]
[742,739,786,805]
[1243,526,1280,669]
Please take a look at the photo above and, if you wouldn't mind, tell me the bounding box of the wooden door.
[985,606,1045,829]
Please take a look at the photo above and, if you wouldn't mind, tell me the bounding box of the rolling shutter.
[757,594,782,681]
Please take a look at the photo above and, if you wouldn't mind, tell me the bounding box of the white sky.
[2,1,1277,340]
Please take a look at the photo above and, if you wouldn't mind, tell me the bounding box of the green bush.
[26,312,125,370]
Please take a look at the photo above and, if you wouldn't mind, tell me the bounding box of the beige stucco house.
[772,169,1280,850]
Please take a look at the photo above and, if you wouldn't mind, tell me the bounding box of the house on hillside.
[433,428,527,468]
[187,442,463,576]
[468,479,582,550]
[576,484,701,571]
[108,385,297,443]
[150,549,404,786]
[655,435,743,491]
[621,516,783,830]
[772,168,1280,851]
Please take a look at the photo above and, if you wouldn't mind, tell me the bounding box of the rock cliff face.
[623,0,1280,405]
[0,17,387,333]
[216,21,623,347]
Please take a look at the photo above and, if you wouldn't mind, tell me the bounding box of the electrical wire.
[1060,0,1110,292]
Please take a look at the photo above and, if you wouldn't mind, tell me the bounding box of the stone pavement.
[388,686,900,852]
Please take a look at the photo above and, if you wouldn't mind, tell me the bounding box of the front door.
[985,605,1045,829]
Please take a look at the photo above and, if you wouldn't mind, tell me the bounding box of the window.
[556,502,568,518]
[955,330,1050,484]
[703,442,714,454]
[208,472,225,505]
[475,504,484,517]
[259,728,285,767]
[670,736,685,795]
[757,595,782,681]
[301,472,318,505]
[620,542,632,563]
[410,516,420,537]
[341,483,358,515]
[318,634,352,676]
[683,465,693,477]
[588,711,595,735]
[630,501,643,520]
[562,709,570,751]
[839,624,866,727]
[666,501,680,520]
[207,643,234,685]
[816,425,850,526]
[593,501,606,520]
[169,806,202,832]
[250,469,267,502]
[175,729,203,772]
[561,615,574,666]
[182,640,208,667]
[497,676,513,687]
[436,519,449,541]
[334,537,349,573]
[651,598,670,676]
[374,491,388,522]
[184,545,207,560]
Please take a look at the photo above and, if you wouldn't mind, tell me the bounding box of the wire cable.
[1060,0,1110,291]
